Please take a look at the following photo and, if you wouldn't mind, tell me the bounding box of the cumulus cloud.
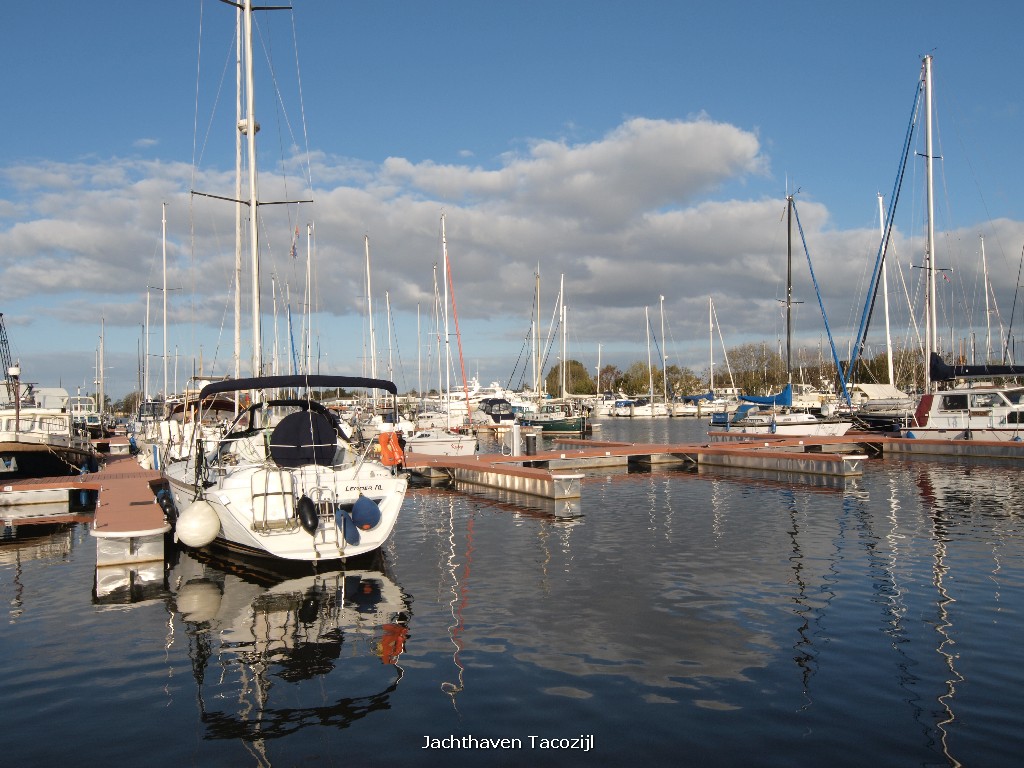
[0,116,1017,396]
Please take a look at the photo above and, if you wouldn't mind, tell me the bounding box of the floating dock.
[88,454,168,566]
[403,434,876,499]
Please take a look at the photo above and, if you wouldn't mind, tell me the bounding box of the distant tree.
[597,364,622,393]
[618,361,655,397]
[666,365,702,396]
[113,391,143,416]
[545,360,596,396]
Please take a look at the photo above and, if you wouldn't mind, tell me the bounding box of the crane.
[0,313,17,403]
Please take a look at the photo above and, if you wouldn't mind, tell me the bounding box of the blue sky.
[2,1,1023,400]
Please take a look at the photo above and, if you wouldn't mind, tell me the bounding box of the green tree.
[545,360,596,396]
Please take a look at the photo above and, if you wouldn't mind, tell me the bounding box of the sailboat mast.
[922,54,937,392]
[306,223,313,374]
[660,295,667,405]
[645,305,654,400]
[786,195,793,385]
[162,202,168,399]
[878,193,895,385]
[386,290,393,381]
[981,236,991,362]
[709,296,714,391]
[559,274,566,398]
[99,317,105,418]
[365,235,377,382]
[441,215,451,403]
[243,0,261,377]
[144,290,150,402]
[534,267,541,396]
[234,7,242,382]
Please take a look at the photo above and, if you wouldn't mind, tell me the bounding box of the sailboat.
[518,274,589,432]
[895,56,1024,440]
[630,304,669,417]
[403,214,478,465]
[161,0,407,562]
[715,196,853,437]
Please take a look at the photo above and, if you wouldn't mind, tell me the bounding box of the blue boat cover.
[739,383,793,407]
[683,391,715,403]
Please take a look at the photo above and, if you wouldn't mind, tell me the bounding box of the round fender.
[176,500,220,548]
[297,495,319,535]
[351,495,382,530]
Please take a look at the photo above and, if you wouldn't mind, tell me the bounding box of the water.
[3,418,1024,767]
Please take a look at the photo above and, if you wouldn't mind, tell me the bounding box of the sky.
[2,0,1024,401]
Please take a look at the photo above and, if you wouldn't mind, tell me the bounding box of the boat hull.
[164,462,406,562]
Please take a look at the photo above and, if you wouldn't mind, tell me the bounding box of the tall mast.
[559,274,566,398]
[878,193,894,385]
[660,294,667,405]
[243,0,261,377]
[786,195,793,384]
[234,6,242,381]
[162,202,168,399]
[99,317,105,417]
[386,290,393,380]
[981,235,991,362]
[365,235,377,394]
[305,222,313,373]
[441,215,450,402]
[923,54,937,393]
[534,267,541,395]
[645,305,654,401]
[709,296,714,391]
[144,290,150,402]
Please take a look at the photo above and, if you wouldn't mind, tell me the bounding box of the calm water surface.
[3,418,1023,767]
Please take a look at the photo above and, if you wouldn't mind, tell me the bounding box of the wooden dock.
[402,434,879,499]
[88,454,169,565]
[1,451,169,565]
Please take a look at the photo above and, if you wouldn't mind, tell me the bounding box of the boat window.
[1003,389,1024,405]
[970,393,996,408]
[1007,411,1024,424]
[939,394,968,411]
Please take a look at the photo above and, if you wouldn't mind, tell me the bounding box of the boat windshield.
[1001,388,1024,405]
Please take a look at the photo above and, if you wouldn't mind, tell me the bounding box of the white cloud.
[0,116,1018,397]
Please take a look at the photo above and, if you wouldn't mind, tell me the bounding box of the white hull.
[630,403,669,418]
[403,429,477,458]
[164,458,406,561]
[900,388,1024,441]
[716,411,854,437]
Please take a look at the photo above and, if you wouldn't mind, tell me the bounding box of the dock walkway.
[403,434,877,499]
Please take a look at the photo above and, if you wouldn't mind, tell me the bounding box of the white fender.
[176,499,221,548]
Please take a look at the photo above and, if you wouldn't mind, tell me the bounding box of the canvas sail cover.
[739,383,793,407]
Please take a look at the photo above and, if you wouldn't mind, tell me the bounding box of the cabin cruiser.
[899,354,1024,440]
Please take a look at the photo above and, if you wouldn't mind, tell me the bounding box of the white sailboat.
[898,55,1024,440]
[162,0,406,562]
[404,214,477,467]
[631,305,668,417]
[713,196,852,437]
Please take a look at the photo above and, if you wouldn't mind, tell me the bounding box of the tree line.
[546,343,928,398]
[105,343,933,413]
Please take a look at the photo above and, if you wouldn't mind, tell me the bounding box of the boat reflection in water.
[168,549,410,747]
